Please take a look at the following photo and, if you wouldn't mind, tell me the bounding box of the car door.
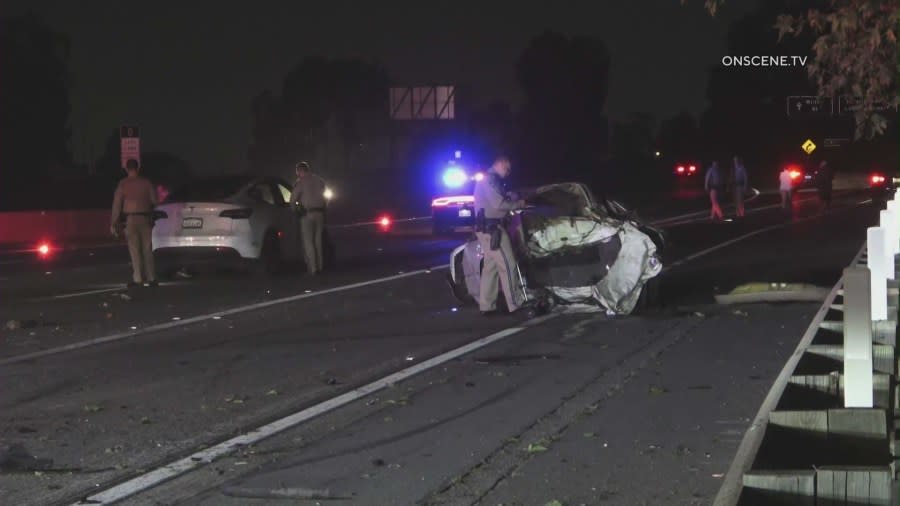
[272,179,302,260]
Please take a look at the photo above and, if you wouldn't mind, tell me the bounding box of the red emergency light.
[789,169,802,180]
[871,174,886,185]
[377,215,392,231]
[36,241,53,259]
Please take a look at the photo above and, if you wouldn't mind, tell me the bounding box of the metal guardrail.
[715,192,899,505]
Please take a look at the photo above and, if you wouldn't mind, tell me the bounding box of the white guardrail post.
[880,210,896,279]
[844,263,875,408]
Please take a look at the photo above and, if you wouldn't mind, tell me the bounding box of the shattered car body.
[449,182,664,315]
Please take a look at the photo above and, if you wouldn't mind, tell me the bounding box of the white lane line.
[75,312,560,505]
[662,201,867,272]
[50,287,123,299]
[0,267,449,367]
[712,243,865,505]
[41,281,190,300]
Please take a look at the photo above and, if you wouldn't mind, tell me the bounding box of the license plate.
[182,217,203,229]
[458,209,472,218]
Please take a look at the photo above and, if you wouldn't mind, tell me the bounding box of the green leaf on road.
[526,443,548,454]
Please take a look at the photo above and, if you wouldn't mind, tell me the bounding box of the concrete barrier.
[0,209,110,245]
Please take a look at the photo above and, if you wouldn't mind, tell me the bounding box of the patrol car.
[431,155,481,236]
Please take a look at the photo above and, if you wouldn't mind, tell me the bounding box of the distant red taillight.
[872,174,886,185]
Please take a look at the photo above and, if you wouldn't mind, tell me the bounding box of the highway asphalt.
[0,189,879,505]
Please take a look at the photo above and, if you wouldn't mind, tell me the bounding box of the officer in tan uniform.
[111,159,158,287]
[290,161,328,275]
[473,155,527,315]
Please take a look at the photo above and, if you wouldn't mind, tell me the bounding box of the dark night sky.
[3,1,759,173]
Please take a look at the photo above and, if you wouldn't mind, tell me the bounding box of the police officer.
[473,155,527,315]
[290,161,327,275]
[111,158,158,287]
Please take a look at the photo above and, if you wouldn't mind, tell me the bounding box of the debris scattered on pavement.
[5,320,21,330]
[371,458,386,467]
[676,444,693,456]
[325,377,338,385]
[693,311,705,318]
[526,442,549,454]
[83,404,103,412]
[383,416,393,422]
[712,473,724,478]
[405,355,414,361]
[115,293,132,301]
[140,417,152,425]
[583,432,598,439]
[265,389,279,396]
[648,386,668,395]
[465,381,475,387]
[104,445,123,454]
[732,309,749,317]
[545,501,564,506]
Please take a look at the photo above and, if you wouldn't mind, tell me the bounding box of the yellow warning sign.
[801,139,816,154]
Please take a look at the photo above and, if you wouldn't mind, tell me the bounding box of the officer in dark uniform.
[473,155,527,314]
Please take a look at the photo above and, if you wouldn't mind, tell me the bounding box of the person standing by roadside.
[290,161,327,275]
[732,156,748,218]
[111,159,158,288]
[816,160,834,210]
[705,160,724,221]
[779,165,795,215]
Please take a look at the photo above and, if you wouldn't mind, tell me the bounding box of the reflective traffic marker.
[867,227,888,321]
[843,266,874,408]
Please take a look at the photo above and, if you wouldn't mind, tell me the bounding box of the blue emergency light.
[442,167,468,188]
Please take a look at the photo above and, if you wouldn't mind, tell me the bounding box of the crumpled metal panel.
[527,218,661,314]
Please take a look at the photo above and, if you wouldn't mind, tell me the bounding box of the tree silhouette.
[689,0,898,140]
[248,57,389,174]
[0,13,72,206]
[700,0,822,173]
[514,31,611,186]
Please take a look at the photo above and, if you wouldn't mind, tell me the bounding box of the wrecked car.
[447,182,664,315]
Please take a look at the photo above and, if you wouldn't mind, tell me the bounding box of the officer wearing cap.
[111,158,158,287]
[473,155,527,314]
[290,161,328,275]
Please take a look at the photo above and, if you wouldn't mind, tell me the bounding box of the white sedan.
[152,175,332,276]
